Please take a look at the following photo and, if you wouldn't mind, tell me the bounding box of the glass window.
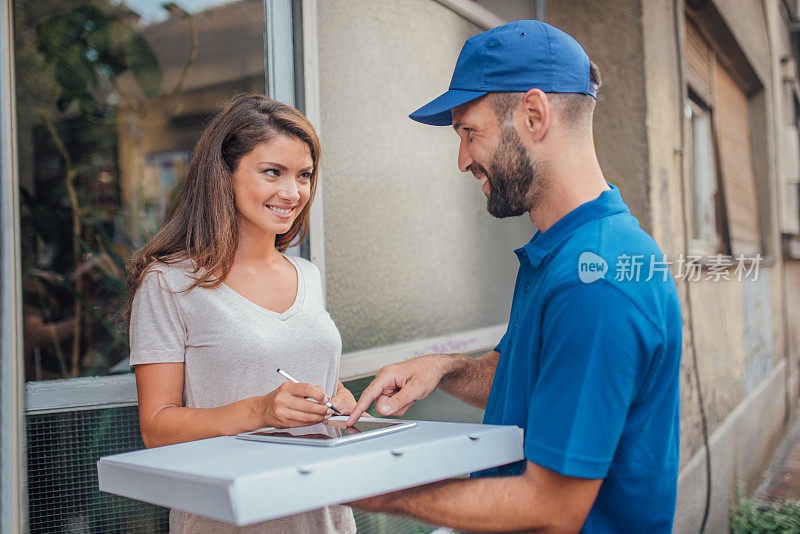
[781,96,800,236]
[14,0,267,382]
[687,98,721,253]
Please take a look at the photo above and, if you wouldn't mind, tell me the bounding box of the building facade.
[1,0,799,532]
[547,1,800,530]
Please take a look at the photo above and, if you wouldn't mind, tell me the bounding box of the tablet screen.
[247,420,404,441]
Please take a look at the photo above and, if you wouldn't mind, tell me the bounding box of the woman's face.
[232,135,313,240]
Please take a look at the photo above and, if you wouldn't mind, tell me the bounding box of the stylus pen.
[276,368,342,414]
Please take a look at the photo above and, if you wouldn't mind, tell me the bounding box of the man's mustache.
[468,163,490,180]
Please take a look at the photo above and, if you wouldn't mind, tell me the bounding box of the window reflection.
[15,0,266,381]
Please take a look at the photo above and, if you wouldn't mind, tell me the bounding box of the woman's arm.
[135,362,330,448]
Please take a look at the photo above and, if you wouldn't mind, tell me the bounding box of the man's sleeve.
[494,327,511,354]
[524,280,660,479]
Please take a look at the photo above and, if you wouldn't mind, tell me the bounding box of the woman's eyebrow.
[257,162,312,172]
[256,161,287,170]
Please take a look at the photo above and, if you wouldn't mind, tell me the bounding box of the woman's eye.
[298,172,312,182]
[263,168,280,177]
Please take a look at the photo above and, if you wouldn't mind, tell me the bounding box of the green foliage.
[16,1,170,378]
[35,4,162,113]
[730,497,800,534]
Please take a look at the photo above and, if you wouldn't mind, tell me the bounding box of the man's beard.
[477,127,544,219]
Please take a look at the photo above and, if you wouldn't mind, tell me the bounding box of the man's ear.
[519,89,550,142]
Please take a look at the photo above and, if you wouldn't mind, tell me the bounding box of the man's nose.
[457,138,473,173]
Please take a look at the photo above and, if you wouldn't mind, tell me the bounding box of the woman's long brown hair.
[122,94,321,325]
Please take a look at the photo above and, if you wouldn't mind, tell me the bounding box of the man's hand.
[346,354,450,425]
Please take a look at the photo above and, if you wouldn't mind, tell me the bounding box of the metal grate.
[354,511,436,534]
[26,406,168,533]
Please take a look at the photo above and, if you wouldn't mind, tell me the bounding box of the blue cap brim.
[409,89,488,126]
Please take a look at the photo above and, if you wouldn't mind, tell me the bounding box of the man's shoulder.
[539,213,678,315]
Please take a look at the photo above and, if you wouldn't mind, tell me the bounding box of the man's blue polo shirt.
[477,185,681,533]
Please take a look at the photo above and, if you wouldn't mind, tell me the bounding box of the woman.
[125,94,357,533]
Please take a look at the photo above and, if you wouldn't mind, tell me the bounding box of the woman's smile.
[266,204,295,219]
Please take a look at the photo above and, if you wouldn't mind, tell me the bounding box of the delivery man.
[347,20,682,533]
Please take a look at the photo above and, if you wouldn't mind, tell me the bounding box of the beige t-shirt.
[129,256,356,534]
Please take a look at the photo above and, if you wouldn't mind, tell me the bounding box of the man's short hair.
[489,60,602,128]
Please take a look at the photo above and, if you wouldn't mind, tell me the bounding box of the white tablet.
[236,417,417,447]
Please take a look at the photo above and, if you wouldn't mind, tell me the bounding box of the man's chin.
[487,200,526,219]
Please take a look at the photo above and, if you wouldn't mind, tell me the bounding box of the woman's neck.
[235,223,281,266]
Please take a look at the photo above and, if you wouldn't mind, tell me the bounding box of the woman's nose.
[277,180,300,202]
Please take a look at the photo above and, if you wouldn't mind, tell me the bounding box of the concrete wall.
[316,0,533,354]
[675,360,790,533]
[547,0,652,230]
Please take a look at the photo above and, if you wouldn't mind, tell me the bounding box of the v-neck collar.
[220,254,305,321]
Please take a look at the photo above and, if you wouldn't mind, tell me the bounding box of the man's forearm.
[436,350,498,408]
[360,473,560,533]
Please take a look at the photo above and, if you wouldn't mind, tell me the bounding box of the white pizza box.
[97,418,523,526]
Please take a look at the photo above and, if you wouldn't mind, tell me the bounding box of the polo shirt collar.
[515,184,630,268]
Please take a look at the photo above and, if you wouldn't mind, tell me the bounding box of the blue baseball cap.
[410,20,597,126]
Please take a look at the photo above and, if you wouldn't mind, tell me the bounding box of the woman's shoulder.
[288,255,321,277]
[141,258,200,292]
[287,256,325,296]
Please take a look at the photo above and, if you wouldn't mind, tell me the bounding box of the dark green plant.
[26,1,163,377]
[17,0,198,379]
[36,4,162,112]
[730,497,800,533]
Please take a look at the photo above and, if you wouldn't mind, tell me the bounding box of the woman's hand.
[329,382,357,416]
[260,382,329,428]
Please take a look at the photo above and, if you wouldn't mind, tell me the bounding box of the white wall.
[317,0,534,354]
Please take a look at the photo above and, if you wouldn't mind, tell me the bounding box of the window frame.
[683,11,763,259]
[16,0,515,418]
[20,0,301,410]
[780,89,800,238]
[685,95,728,257]
[1,0,27,530]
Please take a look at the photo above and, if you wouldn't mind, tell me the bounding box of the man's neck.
[528,149,608,232]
